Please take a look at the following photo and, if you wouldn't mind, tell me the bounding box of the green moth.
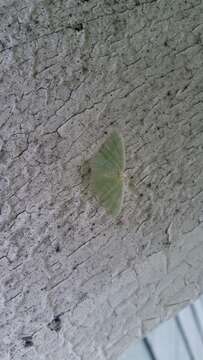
[91,130,125,217]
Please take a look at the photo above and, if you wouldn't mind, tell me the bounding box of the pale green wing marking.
[92,173,124,217]
[91,131,125,216]
[91,131,125,176]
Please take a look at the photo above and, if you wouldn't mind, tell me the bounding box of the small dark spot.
[55,244,60,253]
[8,23,11,27]
[82,65,88,73]
[163,238,171,247]
[110,121,115,125]
[57,224,61,229]
[130,176,134,179]
[0,40,6,49]
[69,13,72,17]
[26,24,32,32]
[73,23,83,32]
[182,83,189,92]
[87,167,91,174]
[139,193,143,197]
[104,131,108,135]
[167,90,171,96]
[48,315,61,332]
[175,177,182,185]
[68,227,72,231]
[156,126,160,130]
[72,263,79,271]
[22,336,33,348]
[175,208,179,214]
[147,182,151,188]
[164,40,168,47]
[135,0,141,5]
[33,19,39,25]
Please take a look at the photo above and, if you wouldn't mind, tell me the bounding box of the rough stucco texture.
[0,0,203,359]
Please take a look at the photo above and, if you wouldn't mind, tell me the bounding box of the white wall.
[0,0,202,359]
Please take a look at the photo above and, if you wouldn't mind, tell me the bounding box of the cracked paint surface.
[0,0,203,359]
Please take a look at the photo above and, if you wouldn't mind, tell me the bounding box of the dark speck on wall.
[48,315,62,332]
[0,39,6,49]
[55,243,60,252]
[26,23,32,32]
[82,65,88,73]
[73,23,83,31]
[22,336,33,348]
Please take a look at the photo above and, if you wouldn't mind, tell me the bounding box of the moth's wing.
[92,174,124,217]
[91,131,125,176]
[109,131,125,172]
